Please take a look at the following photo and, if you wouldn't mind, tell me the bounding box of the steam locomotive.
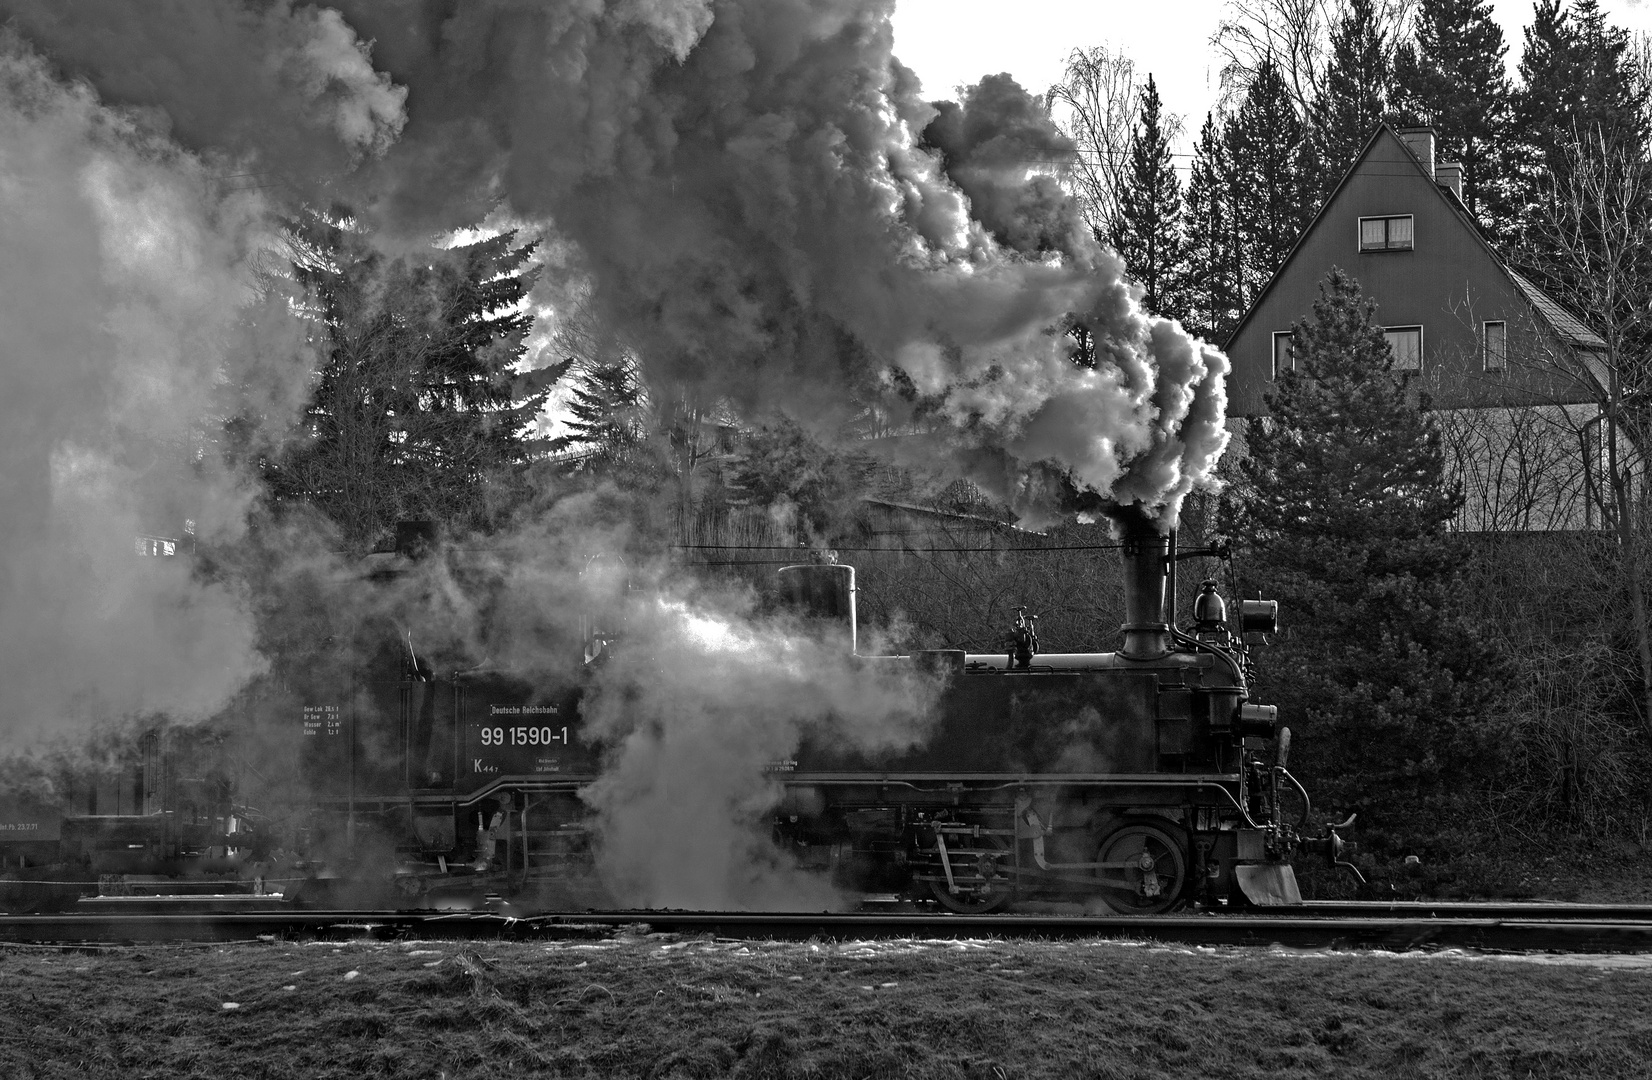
[0,507,1351,913]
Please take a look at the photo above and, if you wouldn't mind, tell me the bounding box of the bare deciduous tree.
[1462,531,1645,844]
[1435,403,1597,532]
[1047,45,1138,239]
[1420,297,1647,843]
[1214,0,1333,111]
[1213,0,1414,113]
[1520,126,1652,753]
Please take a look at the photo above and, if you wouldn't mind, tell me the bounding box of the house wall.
[1226,128,1592,416]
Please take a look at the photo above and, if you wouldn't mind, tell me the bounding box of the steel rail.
[5,908,1652,952]
[1297,899,1652,921]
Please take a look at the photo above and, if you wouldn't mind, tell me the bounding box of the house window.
[135,536,177,557]
[1483,321,1507,371]
[1359,215,1414,251]
[1271,331,1294,380]
[1383,326,1423,371]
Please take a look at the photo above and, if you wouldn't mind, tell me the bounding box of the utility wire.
[670,542,1131,552]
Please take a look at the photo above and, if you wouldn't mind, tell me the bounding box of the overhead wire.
[669,542,1130,552]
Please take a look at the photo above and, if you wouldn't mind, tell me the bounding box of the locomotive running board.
[1235,864,1303,906]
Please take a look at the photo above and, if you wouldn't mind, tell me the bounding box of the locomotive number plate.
[465,703,570,776]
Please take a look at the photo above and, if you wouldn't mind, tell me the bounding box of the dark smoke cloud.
[0,0,1227,526]
[323,0,1229,524]
[0,0,406,188]
[921,72,1087,256]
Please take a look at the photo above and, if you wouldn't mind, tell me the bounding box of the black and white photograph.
[2,0,1651,1076]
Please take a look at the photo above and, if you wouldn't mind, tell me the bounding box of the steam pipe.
[1166,529,1178,630]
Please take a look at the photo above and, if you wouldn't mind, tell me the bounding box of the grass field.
[3,932,1651,1079]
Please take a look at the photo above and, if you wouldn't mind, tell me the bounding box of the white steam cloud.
[0,37,328,746]
[579,592,939,910]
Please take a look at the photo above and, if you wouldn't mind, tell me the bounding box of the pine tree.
[270,209,554,548]
[1107,74,1190,323]
[549,359,651,472]
[1182,113,1246,343]
[1390,0,1514,227]
[1228,270,1508,852]
[1310,0,1393,194]
[1229,61,1319,301]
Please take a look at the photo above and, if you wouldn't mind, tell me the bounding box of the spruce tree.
[549,360,652,472]
[1228,270,1508,854]
[1108,74,1190,323]
[271,210,554,548]
[1390,0,1514,227]
[1229,61,1319,301]
[1183,112,1246,343]
[1512,0,1649,233]
[1310,0,1393,194]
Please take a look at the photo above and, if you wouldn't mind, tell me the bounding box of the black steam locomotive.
[0,508,1349,913]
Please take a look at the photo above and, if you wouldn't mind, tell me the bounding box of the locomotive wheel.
[1092,821,1187,915]
[927,835,1013,914]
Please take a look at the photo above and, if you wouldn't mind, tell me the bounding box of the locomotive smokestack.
[1112,506,1171,659]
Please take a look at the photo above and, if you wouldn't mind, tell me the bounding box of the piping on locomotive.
[0,506,1358,913]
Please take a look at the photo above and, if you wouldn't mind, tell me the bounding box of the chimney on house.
[1397,126,1435,179]
[1436,161,1464,202]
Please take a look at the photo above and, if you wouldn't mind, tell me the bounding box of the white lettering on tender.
[302,704,342,736]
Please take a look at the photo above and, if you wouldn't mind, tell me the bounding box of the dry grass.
[3,933,1651,1078]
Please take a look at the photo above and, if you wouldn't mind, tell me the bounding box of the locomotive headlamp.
[1239,599,1279,636]
[1236,703,1277,736]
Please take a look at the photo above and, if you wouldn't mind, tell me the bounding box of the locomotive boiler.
[0,506,1345,913]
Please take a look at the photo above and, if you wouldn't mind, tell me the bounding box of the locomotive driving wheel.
[927,833,1014,914]
[1092,821,1187,915]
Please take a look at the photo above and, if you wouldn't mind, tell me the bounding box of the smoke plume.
[0,1,406,191]
[324,0,1230,522]
[1,0,1228,533]
[922,72,1089,256]
[0,1,1235,905]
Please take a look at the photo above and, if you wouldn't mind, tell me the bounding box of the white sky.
[891,0,1652,144]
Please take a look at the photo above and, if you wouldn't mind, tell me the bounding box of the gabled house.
[1223,124,1609,531]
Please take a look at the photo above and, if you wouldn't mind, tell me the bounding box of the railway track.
[5,902,1652,952]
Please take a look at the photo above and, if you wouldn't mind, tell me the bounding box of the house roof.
[1224,124,1607,358]
[1506,270,1607,350]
